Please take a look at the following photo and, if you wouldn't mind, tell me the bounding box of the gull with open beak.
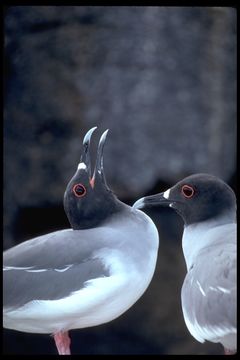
[3,127,159,355]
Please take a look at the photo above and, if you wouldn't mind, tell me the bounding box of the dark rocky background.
[3,6,236,355]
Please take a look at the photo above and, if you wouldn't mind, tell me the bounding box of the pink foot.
[53,331,71,355]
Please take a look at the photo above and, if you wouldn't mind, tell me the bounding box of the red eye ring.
[181,184,195,199]
[72,183,87,198]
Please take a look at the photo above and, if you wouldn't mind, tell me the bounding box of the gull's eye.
[72,183,87,198]
[181,184,195,199]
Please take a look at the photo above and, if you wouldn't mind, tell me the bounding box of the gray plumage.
[3,127,159,355]
[181,224,236,349]
[133,173,236,353]
[3,229,110,307]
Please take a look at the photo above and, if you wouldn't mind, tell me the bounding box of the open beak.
[78,126,108,188]
[133,192,172,210]
[79,127,109,189]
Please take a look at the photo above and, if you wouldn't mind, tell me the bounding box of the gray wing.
[3,229,108,268]
[181,242,236,341]
[3,229,110,308]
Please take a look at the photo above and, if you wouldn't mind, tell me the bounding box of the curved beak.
[133,192,172,210]
[79,126,97,177]
[91,129,109,188]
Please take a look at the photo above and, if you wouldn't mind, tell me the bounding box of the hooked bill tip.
[99,129,109,145]
[82,126,97,145]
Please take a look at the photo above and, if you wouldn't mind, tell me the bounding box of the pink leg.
[53,331,71,355]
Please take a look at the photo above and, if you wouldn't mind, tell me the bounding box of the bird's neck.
[69,198,129,230]
[182,215,236,271]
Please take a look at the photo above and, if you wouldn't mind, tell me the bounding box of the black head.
[64,127,123,229]
[133,173,236,225]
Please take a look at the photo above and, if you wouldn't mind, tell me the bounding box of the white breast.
[182,221,236,271]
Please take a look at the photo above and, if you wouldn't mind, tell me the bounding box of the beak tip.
[82,126,97,145]
[99,129,109,145]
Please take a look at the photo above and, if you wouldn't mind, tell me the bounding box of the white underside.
[4,210,159,334]
[4,274,143,334]
[4,258,151,333]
